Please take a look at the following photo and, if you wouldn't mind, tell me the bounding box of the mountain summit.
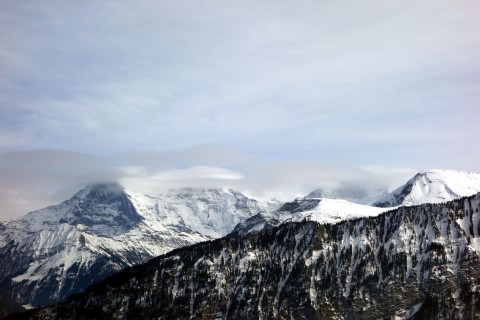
[374,169,480,207]
[49,183,142,236]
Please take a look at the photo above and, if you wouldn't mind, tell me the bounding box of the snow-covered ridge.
[235,169,480,235]
[374,169,480,207]
[285,197,389,223]
[233,198,390,235]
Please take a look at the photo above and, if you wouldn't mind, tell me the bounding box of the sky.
[1,0,479,219]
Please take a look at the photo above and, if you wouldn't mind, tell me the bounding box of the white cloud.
[118,166,244,195]
[151,166,243,181]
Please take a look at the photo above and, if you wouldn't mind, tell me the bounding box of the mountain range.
[1,168,480,318]
[0,185,264,307]
[235,169,480,235]
[15,192,480,319]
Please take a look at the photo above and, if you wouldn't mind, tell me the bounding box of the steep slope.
[0,184,263,307]
[127,188,263,238]
[374,169,480,207]
[19,193,480,320]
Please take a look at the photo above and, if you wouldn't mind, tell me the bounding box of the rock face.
[20,193,480,319]
[0,184,263,307]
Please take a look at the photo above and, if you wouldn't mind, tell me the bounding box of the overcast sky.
[1,0,479,219]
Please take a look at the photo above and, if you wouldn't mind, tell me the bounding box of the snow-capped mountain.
[18,193,480,320]
[0,183,264,307]
[233,198,389,235]
[235,169,480,236]
[2,168,480,312]
[374,169,480,207]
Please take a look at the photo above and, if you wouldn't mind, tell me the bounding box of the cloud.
[0,150,122,219]
[150,166,243,181]
[0,147,251,218]
[232,162,417,201]
[119,166,244,196]
[0,148,418,220]
[357,165,419,190]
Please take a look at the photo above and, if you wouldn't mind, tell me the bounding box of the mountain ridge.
[237,169,480,236]
[1,168,480,313]
[233,197,389,235]
[14,192,480,319]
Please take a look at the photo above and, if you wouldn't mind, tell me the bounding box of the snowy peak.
[374,169,480,207]
[66,183,142,234]
[20,182,142,237]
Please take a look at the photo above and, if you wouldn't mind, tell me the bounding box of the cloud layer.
[0,149,418,219]
[0,1,479,218]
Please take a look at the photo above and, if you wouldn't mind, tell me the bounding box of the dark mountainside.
[0,294,24,319]
[13,194,480,319]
